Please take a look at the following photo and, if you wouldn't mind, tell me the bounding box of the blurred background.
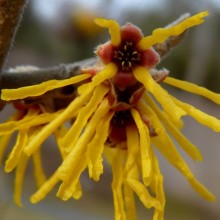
[1,0,220,219]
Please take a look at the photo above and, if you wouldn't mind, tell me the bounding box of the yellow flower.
[0,104,62,206]
[0,11,218,220]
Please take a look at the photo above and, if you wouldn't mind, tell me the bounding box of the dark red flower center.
[108,110,134,146]
[113,41,140,71]
[111,110,133,127]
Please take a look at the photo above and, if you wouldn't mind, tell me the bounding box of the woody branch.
[0,0,27,73]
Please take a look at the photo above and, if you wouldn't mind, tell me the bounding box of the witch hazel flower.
[1,11,219,220]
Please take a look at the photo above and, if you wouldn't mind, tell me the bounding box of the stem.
[1,58,97,89]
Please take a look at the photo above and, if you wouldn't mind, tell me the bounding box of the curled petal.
[95,18,121,47]
[127,178,162,210]
[137,11,208,50]
[1,74,91,101]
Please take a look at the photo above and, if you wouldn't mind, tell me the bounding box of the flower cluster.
[0,11,219,220]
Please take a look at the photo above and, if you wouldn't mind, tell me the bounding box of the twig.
[0,58,97,89]
[0,58,98,111]
[0,0,27,72]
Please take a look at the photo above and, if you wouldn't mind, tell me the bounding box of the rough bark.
[0,0,27,71]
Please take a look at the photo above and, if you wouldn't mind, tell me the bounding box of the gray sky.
[32,0,163,21]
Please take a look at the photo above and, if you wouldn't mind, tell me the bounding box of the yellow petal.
[131,108,152,186]
[62,84,109,153]
[56,152,87,201]
[164,77,220,104]
[55,124,83,199]
[103,146,117,165]
[126,153,160,211]
[189,178,215,201]
[151,120,215,201]
[111,149,126,220]
[24,90,93,156]
[88,111,113,181]
[14,153,29,206]
[125,125,139,176]
[1,74,91,101]
[133,66,186,122]
[126,125,162,211]
[31,171,60,203]
[57,100,111,200]
[171,96,220,132]
[138,98,213,201]
[138,96,203,161]
[142,92,184,129]
[0,112,21,164]
[72,181,83,200]
[0,133,13,164]
[58,98,110,181]
[123,126,140,220]
[123,183,136,220]
[32,149,47,188]
[127,177,162,210]
[95,18,121,46]
[0,108,40,135]
[54,125,69,159]
[150,152,165,220]
[5,129,28,173]
[78,63,118,94]
[138,11,208,50]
